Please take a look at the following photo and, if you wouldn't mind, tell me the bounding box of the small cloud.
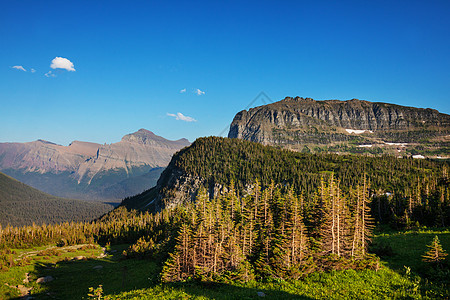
[45,71,56,77]
[12,65,26,72]
[31,68,36,73]
[180,88,186,93]
[50,57,76,71]
[194,88,205,96]
[167,112,197,122]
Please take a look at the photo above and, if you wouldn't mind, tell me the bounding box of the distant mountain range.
[0,172,112,227]
[228,97,450,157]
[0,129,190,201]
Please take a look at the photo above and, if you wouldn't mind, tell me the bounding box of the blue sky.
[1,0,449,145]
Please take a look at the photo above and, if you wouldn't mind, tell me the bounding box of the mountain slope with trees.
[0,172,112,227]
[0,138,448,298]
[121,137,449,228]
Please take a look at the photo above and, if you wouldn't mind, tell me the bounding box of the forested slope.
[0,172,112,227]
[122,137,449,227]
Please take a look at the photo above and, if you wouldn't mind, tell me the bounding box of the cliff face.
[0,129,190,200]
[228,97,450,156]
[120,137,259,212]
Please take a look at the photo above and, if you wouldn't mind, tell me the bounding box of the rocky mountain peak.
[136,128,157,136]
[121,129,190,146]
[281,96,315,103]
[36,139,58,145]
[121,129,160,144]
[228,96,450,157]
[0,129,190,200]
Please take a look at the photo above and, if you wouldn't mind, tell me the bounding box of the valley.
[1,215,449,299]
[1,133,449,299]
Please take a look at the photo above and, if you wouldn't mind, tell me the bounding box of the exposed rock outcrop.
[36,276,54,283]
[228,97,450,156]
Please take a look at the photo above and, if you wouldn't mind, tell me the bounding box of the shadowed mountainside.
[0,172,113,227]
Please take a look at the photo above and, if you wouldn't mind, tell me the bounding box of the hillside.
[0,129,189,201]
[121,137,449,228]
[2,139,449,299]
[2,214,449,299]
[0,172,112,227]
[2,170,449,299]
[228,97,450,157]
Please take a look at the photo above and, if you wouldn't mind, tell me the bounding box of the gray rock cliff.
[228,97,450,155]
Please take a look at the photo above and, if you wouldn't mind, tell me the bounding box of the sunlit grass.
[1,229,449,299]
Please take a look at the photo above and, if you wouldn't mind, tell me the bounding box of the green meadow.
[1,228,449,299]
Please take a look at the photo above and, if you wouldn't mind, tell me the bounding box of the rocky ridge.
[0,129,190,200]
[228,97,450,156]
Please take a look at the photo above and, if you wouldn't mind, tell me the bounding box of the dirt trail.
[15,244,101,261]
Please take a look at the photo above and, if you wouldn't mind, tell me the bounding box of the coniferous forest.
[158,176,377,282]
[1,177,378,280]
[0,172,112,227]
[125,137,450,229]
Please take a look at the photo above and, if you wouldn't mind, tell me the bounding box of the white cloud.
[194,88,205,95]
[180,88,186,93]
[167,112,197,122]
[50,57,76,71]
[45,71,56,77]
[31,68,36,73]
[12,65,26,72]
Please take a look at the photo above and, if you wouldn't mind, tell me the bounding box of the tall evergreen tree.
[422,235,448,265]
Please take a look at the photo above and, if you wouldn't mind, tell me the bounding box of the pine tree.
[254,210,274,277]
[350,177,373,259]
[269,187,309,278]
[359,176,373,257]
[161,223,193,282]
[422,235,448,264]
[320,176,349,257]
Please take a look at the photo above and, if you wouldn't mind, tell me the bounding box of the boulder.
[36,276,54,283]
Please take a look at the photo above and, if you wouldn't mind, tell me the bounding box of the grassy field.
[1,229,449,299]
[373,228,450,271]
